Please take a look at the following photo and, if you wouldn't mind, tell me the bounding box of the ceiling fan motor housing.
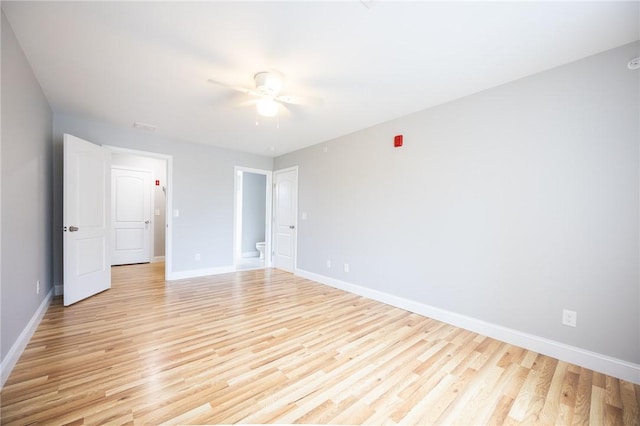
[254,71,283,96]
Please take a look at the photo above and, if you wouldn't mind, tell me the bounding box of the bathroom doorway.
[234,167,272,270]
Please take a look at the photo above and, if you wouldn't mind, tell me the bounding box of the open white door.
[111,167,152,265]
[63,134,111,306]
[273,167,298,272]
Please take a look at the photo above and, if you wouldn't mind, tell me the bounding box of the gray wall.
[52,113,273,282]
[1,12,53,361]
[241,172,267,255]
[111,153,167,258]
[275,42,640,364]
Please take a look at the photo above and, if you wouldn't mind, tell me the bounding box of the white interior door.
[273,167,298,272]
[63,134,111,306]
[111,168,152,265]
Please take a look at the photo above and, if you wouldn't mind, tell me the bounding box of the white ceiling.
[3,1,638,157]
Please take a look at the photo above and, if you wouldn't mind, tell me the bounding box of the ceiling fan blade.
[275,94,324,106]
[207,79,260,96]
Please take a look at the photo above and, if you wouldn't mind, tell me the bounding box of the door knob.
[145,220,150,224]
[289,225,295,229]
[69,226,79,232]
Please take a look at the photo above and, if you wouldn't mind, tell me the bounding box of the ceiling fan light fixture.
[256,98,279,117]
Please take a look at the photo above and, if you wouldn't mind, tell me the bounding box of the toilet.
[255,242,266,259]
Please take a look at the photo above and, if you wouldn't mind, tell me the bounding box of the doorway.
[234,167,272,271]
[104,145,173,279]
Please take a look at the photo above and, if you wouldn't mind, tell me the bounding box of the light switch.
[301,212,308,220]
[174,209,179,217]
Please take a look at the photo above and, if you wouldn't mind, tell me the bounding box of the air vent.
[133,121,157,132]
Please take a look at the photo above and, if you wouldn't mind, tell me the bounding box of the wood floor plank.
[1,262,638,425]
[590,385,607,425]
[539,360,569,423]
[621,380,640,426]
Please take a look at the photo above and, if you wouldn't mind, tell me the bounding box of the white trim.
[234,169,243,266]
[295,268,640,385]
[54,284,63,296]
[152,256,165,263]
[1,289,53,388]
[167,265,235,281]
[102,145,173,282]
[242,251,260,258]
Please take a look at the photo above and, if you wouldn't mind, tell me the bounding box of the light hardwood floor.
[1,263,639,425]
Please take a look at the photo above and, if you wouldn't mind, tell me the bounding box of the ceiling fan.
[208,70,322,118]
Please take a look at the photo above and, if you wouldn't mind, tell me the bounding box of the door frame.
[103,145,173,280]
[111,166,154,265]
[273,166,298,272]
[233,166,273,268]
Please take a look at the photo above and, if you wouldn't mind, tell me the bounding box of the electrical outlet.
[326,259,331,268]
[36,280,40,295]
[195,253,201,261]
[344,263,349,273]
[562,309,577,327]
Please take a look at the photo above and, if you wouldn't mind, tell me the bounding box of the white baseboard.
[152,256,165,263]
[242,251,259,258]
[295,268,640,385]
[167,265,236,281]
[54,284,63,296]
[1,289,53,389]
